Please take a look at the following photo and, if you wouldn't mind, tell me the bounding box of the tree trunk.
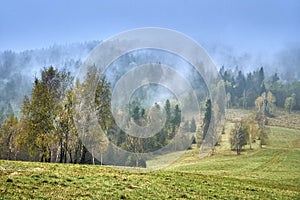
[7,148,12,160]
[80,145,87,164]
[92,147,95,165]
[64,133,68,163]
[59,138,63,163]
[136,157,139,167]
[48,147,51,162]
[69,151,73,163]
[212,136,215,155]
[249,134,252,150]
[7,134,12,160]
[74,142,81,164]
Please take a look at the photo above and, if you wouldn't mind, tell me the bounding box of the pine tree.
[165,99,171,125]
[172,104,181,128]
[202,99,212,141]
[190,118,197,132]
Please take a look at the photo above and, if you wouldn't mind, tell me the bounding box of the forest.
[1,43,300,167]
[1,58,300,166]
[0,65,193,166]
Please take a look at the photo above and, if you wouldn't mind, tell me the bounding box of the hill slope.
[1,122,300,199]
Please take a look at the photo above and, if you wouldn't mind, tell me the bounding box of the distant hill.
[1,40,300,124]
[0,41,100,120]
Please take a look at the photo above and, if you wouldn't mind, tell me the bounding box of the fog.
[0,41,99,115]
[0,40,299,118]
[207,44,300,81]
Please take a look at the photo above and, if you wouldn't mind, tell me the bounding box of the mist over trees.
[0,66,194,166]
[0,41,99,125]
[209,45,300,82]
[1,41,300,164]
[219,66,300,112]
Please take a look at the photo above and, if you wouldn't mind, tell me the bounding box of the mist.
[206,43,300,81]
[0,41,99,116]
[0,39,299,120]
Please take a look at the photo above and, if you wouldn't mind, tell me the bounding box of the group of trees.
[0,66,110,163]
[229,115,269,155]
[220,66,300,112]
[125,99,183,150]
[104,98,194,167]
[1,63,300,163]
[0,66,195,166]
[222,67,276,154]
[205,66,300,155]
[0,41,100,127]
[196,96,269,155]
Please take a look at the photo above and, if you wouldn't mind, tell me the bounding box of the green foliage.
[190,118,197,132]
[0,114,19,160]
[255,91,277,117]
[132,106,140,122]
[266,91,276,116]
[165,99,171,124]
[121,100,183,157]
[219,67,268,108]
[24,77,56,161]
[219,66,300,111]
[172,104,181,127]
[258,126,269,147]
[285,94,296,114]
[291,82,300,110]
[2,63,300,168]
[95,76,114,131]
[74,66,111,164]
[202,99,212,140]
[0,66,78,163]
[230,120,249,155]
[269,82,284,105]
[55,90,78,163]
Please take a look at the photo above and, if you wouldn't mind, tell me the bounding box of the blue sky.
[0,0,299,57]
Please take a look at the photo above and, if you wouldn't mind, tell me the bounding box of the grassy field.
[1,110,300,199]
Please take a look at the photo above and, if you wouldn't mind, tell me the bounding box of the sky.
[0,0,300,66]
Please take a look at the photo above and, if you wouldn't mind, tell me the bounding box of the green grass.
[167,125,300,199]
[1,158,299,200]
[1,117,300,199]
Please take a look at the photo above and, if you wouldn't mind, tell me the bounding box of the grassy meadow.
[1,109,300,199]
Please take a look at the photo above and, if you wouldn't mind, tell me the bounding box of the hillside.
[1,110,300,199]
[0,41,99,121]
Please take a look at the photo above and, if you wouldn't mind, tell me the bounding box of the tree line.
[199,66,300,155]
[1,64,300,163]
[220,66,300,112]
[0,66,196,166]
